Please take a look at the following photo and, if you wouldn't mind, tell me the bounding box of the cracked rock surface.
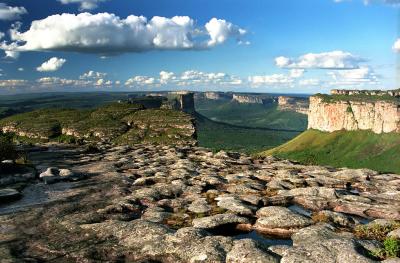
[0,143,399,262]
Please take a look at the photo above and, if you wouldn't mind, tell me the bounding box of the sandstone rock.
[215,195,256,216]
[254,206,313,238]
[313,210,356,227]
[192,214,250,229]
[282,224,377,263]
[188,198,211,214]
[387,228,400,239]
[308,95,400,134]
[226,239,280,263]
[268,245,291,257]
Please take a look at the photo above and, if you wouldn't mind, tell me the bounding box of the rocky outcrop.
[161,91,196,114]
[232,94,264,104]
[1,143,400,262]
[278,96,309,115]
[308,95,400,134]
[204,92,232,100]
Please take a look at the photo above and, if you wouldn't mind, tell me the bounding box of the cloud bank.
[275,51,366,70]
[2,13,246,57]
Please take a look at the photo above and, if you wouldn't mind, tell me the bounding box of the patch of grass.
[311,213,330,223]
[354,222,400,241]
[262,129,400,174]
[371,238,400,259]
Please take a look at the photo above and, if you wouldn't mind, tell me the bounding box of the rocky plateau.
[1,142,399,262]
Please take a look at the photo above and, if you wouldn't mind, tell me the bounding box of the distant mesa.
[231,94,275,104]
[277,96,309,115]
[308,89,400,134]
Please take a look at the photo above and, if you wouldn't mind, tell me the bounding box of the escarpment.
[0,101,197,145]
[308,93,400,134]
[277,96,309,115]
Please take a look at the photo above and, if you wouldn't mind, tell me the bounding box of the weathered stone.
[188,198,211,214]
[192,214,250,229]
[282,224,377,263]
[254,206,313,238]
[216,195,256,216]
[226,239,280,263]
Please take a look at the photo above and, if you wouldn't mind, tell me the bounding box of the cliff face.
[232,94,264,104]
[278,96,309,115]
[308,96,400,134]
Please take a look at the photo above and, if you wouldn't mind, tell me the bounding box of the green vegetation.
[315,93,400,103]
[195,99,307,153]
[196,113,301,154]
[261,129,400,174]
[0,132,17,162]
[371,238,400,259]
[196,99,307,130]
[0,103,195,146]
[355,222,400,241]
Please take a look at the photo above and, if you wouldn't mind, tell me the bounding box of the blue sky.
[0,0,398,94]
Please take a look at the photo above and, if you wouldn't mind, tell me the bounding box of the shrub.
[0,133,18,162]
[355,222,400,241]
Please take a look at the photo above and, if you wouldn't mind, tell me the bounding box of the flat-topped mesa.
[232,94,273,104]
[308,91,400,134]
[160,91,196,114]
[277,96,309,115]
[204,91,233,100]
[331,88,400,97]
[232,94,263,104]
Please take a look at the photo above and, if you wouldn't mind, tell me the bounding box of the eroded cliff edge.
[308,93,400,134]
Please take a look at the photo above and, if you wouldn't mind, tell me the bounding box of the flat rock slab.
[192,214,250,229]
[254,206,313,238]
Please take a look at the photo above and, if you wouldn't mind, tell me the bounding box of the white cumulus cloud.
[37,57,67,72]
[393,39,400,52]
[275,51,365,69]
[0,3,27,21]
[80,70,107,79]
[205,18,247,47]
[2,13,246,56]
[328,66,379,86]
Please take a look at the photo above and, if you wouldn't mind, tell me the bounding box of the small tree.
[0,132,17,162]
